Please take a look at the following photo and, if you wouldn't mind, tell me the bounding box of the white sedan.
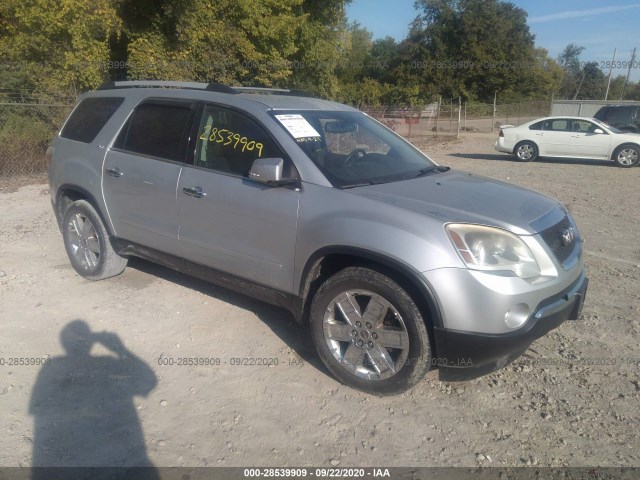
[495,116,640,167]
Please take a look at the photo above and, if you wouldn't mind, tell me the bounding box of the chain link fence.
[0,92,75,190]
[363,99,552,141]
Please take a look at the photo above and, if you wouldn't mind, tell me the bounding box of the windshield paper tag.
[275,114,320,139]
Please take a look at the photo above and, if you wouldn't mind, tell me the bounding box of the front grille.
[539,217,577,265]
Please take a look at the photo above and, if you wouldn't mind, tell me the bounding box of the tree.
[405,0,544,102]
[557,43,586,99]
[121,0,304,86]
[286,0,352,97]
[576,61,606,100]
[0,0,122,91]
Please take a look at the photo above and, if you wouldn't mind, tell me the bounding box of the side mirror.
[249,157,283,182]
[593,128,604,134]
[248,158,299,187]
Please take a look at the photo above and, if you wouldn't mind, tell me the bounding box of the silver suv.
[48,81,588,394]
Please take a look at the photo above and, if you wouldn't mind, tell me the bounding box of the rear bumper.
[433,273,588,369]
[495,138,512,154]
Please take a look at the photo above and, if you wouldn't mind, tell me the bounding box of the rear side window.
[543,119,569,131]
[606,108,633,125]
[115,101,193,162]
[60,97,124,143]
[529,121,543,130]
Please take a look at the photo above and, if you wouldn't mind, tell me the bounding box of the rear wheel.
[514,141,538,162]
[62,200,127,280]
[310,267,431,395]
[613,144,640,168]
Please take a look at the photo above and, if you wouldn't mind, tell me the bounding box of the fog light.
[504,303,530,329]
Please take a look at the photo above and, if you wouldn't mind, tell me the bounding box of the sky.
[346,0,640,81]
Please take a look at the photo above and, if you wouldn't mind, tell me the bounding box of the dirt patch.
[1,134,639,468]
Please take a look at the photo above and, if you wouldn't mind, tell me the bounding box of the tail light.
[499,129,504,137]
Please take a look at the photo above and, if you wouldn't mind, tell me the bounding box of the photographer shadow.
[29,320,158,479]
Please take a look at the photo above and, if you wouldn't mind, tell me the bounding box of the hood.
[348,170,562,235]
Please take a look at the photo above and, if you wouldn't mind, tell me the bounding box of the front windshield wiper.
[414,165,450,178]
[339,181,382,189]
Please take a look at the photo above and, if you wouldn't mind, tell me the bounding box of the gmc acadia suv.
[48,81,588,394]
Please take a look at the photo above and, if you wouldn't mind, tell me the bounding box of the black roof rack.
[97,81,317,98]
[97,81,237,93]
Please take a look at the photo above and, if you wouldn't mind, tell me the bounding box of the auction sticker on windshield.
[275,114,320,139]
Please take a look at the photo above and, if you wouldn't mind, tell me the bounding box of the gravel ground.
[1,133,639,469]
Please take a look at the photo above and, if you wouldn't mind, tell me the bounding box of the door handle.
[182,186,207,199]
[105,167,123,178]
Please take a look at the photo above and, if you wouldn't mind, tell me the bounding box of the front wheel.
[310,267,432,395]
[62,200,128,280]
[514,141,538,162]
[613,144,640,167]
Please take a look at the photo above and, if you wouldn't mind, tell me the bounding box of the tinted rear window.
[115,102,192,162]
[60,97,124,143]
[594,108,608,120]
[606,107,633,124]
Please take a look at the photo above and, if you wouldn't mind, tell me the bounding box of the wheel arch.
[512,139,539,155]
[298,246,444,346]
[611,142,640,160]
[55,184,114,236]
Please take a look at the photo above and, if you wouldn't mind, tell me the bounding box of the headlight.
[446,224,540,279]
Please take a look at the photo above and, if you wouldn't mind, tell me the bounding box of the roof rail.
[233,86,317,98]
[97,81,237,94]
[96,81,316,97]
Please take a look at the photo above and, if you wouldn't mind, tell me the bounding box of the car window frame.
[569,119,602,134]
[110,97,198,166]
[184,101,300,182]
[543,118,571,132]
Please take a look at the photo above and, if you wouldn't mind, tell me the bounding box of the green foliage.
[556,44,611,100]
[0,0,122,91]
[404,0,558,102]
[0,106,70,175]
[124,0,304,86]
[1,0,634,105]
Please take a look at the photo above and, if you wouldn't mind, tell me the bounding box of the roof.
[95,80,355,112]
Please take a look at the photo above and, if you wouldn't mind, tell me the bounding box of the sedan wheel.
[614,145,640,167]
[515,141,538,162]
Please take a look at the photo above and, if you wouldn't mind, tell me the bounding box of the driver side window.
[194,105,283,177]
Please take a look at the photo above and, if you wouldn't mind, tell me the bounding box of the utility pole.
[620,47,637,101]
[604,48,616,101]
[456,97,461,138]
[492,92,497,133]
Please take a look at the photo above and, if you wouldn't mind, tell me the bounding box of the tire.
[612,144,640,168]
[513,141,538,162]
[310,267,432,395]
[61,200,127,280]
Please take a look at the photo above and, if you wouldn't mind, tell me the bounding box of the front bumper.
[433,272,588,369]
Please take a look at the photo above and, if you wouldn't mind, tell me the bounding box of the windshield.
[591,117,622,134]
[271,110,438,187]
